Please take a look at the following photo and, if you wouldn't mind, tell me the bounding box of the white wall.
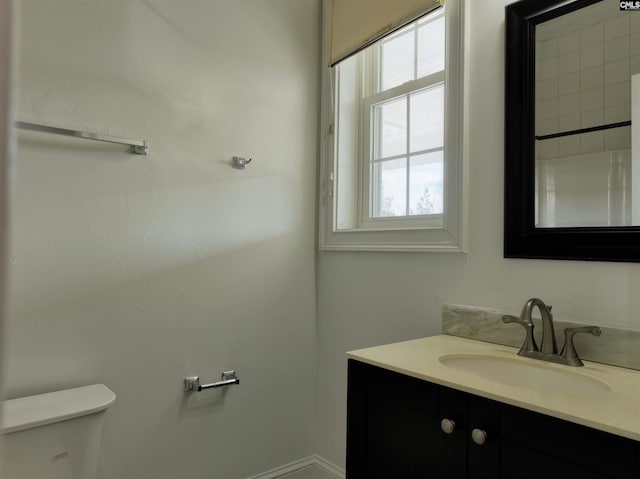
[0,0,17,461]
[316,0,640,468]
[7,1,320,478]
[11,0,640,475]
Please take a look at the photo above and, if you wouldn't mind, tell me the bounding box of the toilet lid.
[1,384,116,434]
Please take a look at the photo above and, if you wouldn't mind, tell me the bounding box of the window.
[364,13,445,226]
[319,0,467,252]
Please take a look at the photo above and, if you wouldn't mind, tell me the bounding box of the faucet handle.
[560,326,602,367]
[502,314,538,353]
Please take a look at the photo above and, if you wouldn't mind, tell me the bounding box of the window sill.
[319,243,467,253]
[319,223,467,252]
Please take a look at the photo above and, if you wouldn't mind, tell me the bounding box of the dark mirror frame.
[505,0,640,262]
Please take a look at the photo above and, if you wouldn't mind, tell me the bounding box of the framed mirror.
[505,0,640,262]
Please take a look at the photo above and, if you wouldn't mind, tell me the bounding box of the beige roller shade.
[329,0,444,66]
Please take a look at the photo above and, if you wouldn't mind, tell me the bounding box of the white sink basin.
[439,354,611,395]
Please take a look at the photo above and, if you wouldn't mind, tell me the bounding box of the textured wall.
[316,0,640,468]
[7,1,320,478]
[0,0,16,454]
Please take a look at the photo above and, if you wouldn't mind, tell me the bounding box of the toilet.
[1,384,116,479]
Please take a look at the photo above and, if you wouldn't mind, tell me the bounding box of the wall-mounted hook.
[232,156,252,169]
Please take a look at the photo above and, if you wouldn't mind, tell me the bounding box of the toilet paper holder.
[184,370,240,392]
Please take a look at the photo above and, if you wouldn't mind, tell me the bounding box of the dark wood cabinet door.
[501,441,615,479]
[435,386,467,479]
[501,403,639,479]
[347,360,440,479]
[467,395,500,479]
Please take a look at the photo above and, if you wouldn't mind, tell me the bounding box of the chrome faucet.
[522,298,557,354]
[502,298,601,367]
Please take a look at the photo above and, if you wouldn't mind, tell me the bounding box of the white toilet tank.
[1,384,116,479]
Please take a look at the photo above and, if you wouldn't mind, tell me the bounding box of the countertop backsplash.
[443,304,640,371]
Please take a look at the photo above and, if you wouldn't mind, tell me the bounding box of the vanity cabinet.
[346,359,640,478]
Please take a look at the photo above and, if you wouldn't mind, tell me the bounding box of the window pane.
[373,158,407,217]
[410,85,444,152]
[381,29,415,91]
[375,97,407,159]
[417,14,445,78]
[409,152,443,216]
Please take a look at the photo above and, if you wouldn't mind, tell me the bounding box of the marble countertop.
[347,335,640,441]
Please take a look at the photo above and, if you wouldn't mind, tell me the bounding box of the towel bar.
[183,371,239,392]
[15,121,149,155]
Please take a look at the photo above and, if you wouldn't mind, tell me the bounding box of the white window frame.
[319,0,468,252]
[362,73,445,229]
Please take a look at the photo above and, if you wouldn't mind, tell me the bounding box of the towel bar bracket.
[130,143,149,155]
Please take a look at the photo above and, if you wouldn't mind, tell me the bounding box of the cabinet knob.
[440,418,456,434]
[471,428,487,445]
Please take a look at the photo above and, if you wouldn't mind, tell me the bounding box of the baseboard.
[246,455,345,479]
[246,457,316,479]
[312,455,345,478]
